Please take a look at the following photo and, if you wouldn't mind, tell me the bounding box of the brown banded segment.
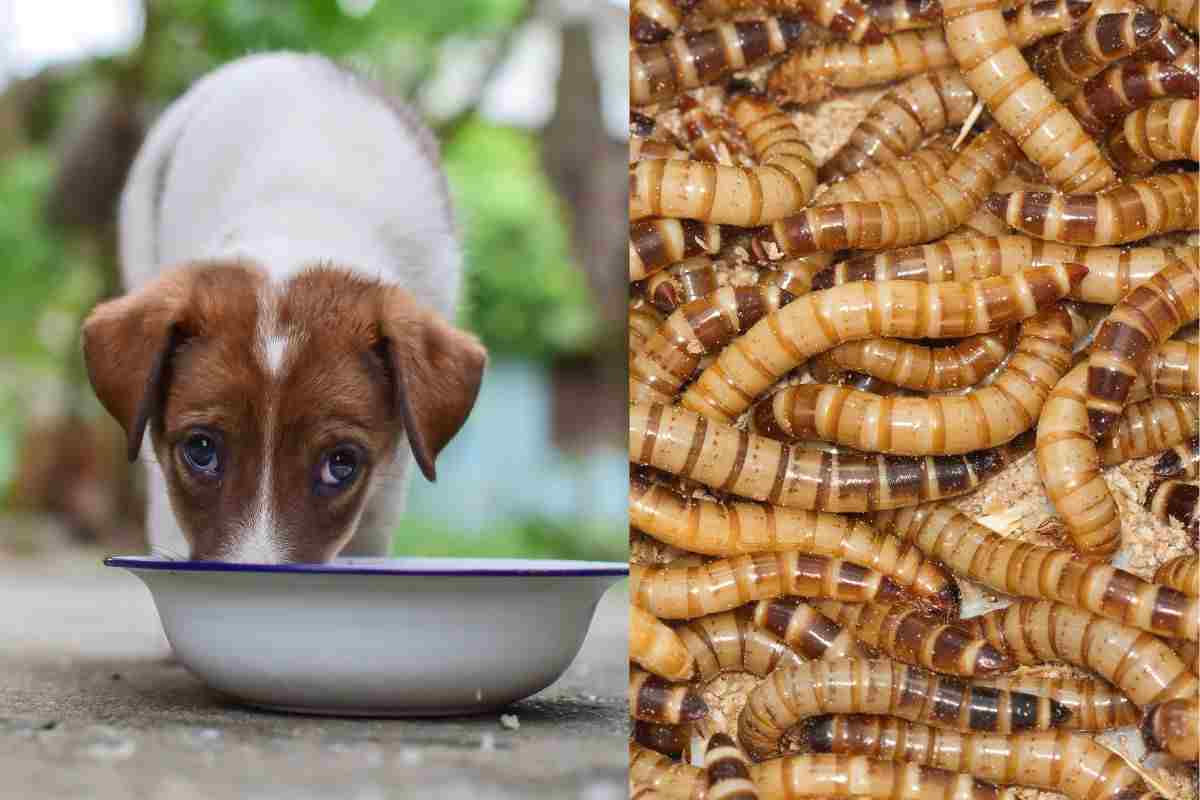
[674,607,806,680]
[703,733,760,800]
[1154,554,1199,596]
[631,401,1031,512]
[633,720,689,759]
[629,218,721,282]
[631,605,696,681]
[643,255,720,314]
[680,265,1081,425]
[814,600,1015,676]
[629,665,710,724]
[630,741,706,799]
[1141,697,1199,762]
[1146,475,1198,531]
[1070,59,1198,134]
[629,472,959,606]
[737,658,1070,759]
[1030,10,1163,99]
[629,551,903,619]
[1154,435,1200,478]
[871,503,1200,640]
[1107,97,1199,173]
[970,673,1140,730]
[1086,258,1199,438]
[1098,394,1199,468]
[959,599,1199,705]
[751,753,1001,800]
[800,717,1159,800]
[753,597,870,660]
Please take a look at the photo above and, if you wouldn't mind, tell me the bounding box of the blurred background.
[0,0,628,561]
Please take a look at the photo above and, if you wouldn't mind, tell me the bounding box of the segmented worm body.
[800,717,1159,800]
[1098,395,1199,466]
[1087,258,1200,436]
[813,600,1015,675]
[681,264,1082,424]
[1107,98,1200,172]
[871,503,1200,640]
[1155,553,1199,595]
[750,754,1001,800]
[797,0,887,42]
[971,673,1140,729]
[643,255,720,314]
[630,285,792,406]
[631,0,694,42]
[1142,0,1199,32]
[631,218,722,282]
[631,298,666,354]
[1145,340,1199,397]
[818,234,1198,304]
[1030,10,1164,99]
[962,599,1199,705]
[704,733,760,800]
[1155,435,1200,478]
[986,173,1199,246]
[806,329,1018,392]
[630,473,960,607]
[632,605,696,681]
[754,127,1021,257]
[675,607,807,678]
[679,97,736,165]
[631,15,811,106]
[753,597,870,660]
[631,401,1032,512]
[1142,698,1199,762]
[820,71,976,180]
[1070,60,1198,134]
[863,0,1088,36]
[863,0,943,31]
[634,720,689,758]
[754,306,1073,454]
[630,741,705,799]
[630,95,819,226]
[631,665,710,724]
[630,552,904,619]
[738,658,1070,759]
[633,136,691,163]
[768,28,952,97]
[942,0,1118,192]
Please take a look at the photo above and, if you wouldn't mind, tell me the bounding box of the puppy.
[82,53,486,563]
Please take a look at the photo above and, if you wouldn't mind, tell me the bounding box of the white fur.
[120,53,461,560]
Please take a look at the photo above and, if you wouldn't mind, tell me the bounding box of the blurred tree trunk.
[541,21,626,455]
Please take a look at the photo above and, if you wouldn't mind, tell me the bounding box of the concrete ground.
[0,546,629,800]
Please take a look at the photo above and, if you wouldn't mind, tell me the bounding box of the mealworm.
[630,95,819,226]
[1142,0,1199,32]
[753,127,1021,257]
[631,0,695,43]
[793,0,887,42]
[971,673,1140,729]
[630,552,905,619]
[1030,10,1164,99]
[1155,435,1200,478]
[753,597,870,660]
[813,600,1015,676]
[1098,395,1199,467]
[806,328,1019,392]
[632,136,691,163]
[643,255,721,314]
[630,15,811,106]
[630,741,706,800]
[1155,553,1199,595]
[1087,258,1200,436]
[1169,637,1199,673]
[863,0,1087,35]
[1069,60,1199,135]
[1145,340,1199,397]
[800,717,1158,800]
[679,95,754,167]
[961,599,1199,705]
[629,285,792,406]
[631,298,666,354]
[630,665,710,724]
[816,234,1198,304]
[757,256,828,297]
[738,658,1070,760]
[634,720,690,759]
[1142,698,1199,762]
[631,401,1033,512]
[632,605,697,681]
[820,70,977,180]
[680,264,1083,424]
[942,0,1118,192]
[986,173,1199,246]
[631,218,722,282]
[675,607,807,678]
[754,306,1073,454]
[629,473,961,607]
[704,733,760,800]
[871,503,1200,640]
[863,0,943,31]
[751,754,1001,800]
[1107,97,1199,174]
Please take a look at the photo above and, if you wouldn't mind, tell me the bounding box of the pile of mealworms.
[626,0,1200,797]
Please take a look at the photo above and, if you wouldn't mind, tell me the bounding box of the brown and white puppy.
[82,53,485,563]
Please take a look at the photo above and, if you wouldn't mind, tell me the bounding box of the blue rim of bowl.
[103,556,629,578]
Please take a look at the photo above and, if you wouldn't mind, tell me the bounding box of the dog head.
[81,261,485,562]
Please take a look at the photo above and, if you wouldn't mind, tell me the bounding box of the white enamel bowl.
[105,556,627,717]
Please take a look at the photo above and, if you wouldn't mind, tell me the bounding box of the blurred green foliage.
[394,516,626,562]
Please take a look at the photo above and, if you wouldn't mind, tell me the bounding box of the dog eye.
[318,447,361,490]
[180,432,221,477]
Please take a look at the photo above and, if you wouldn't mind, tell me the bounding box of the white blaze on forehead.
[223,399,285,564]
[253,282,306,379]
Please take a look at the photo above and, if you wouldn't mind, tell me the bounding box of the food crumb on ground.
[499,714,520,731]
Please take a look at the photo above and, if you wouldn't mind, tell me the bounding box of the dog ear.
[81,272,192,462]
[379,288,486,482]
